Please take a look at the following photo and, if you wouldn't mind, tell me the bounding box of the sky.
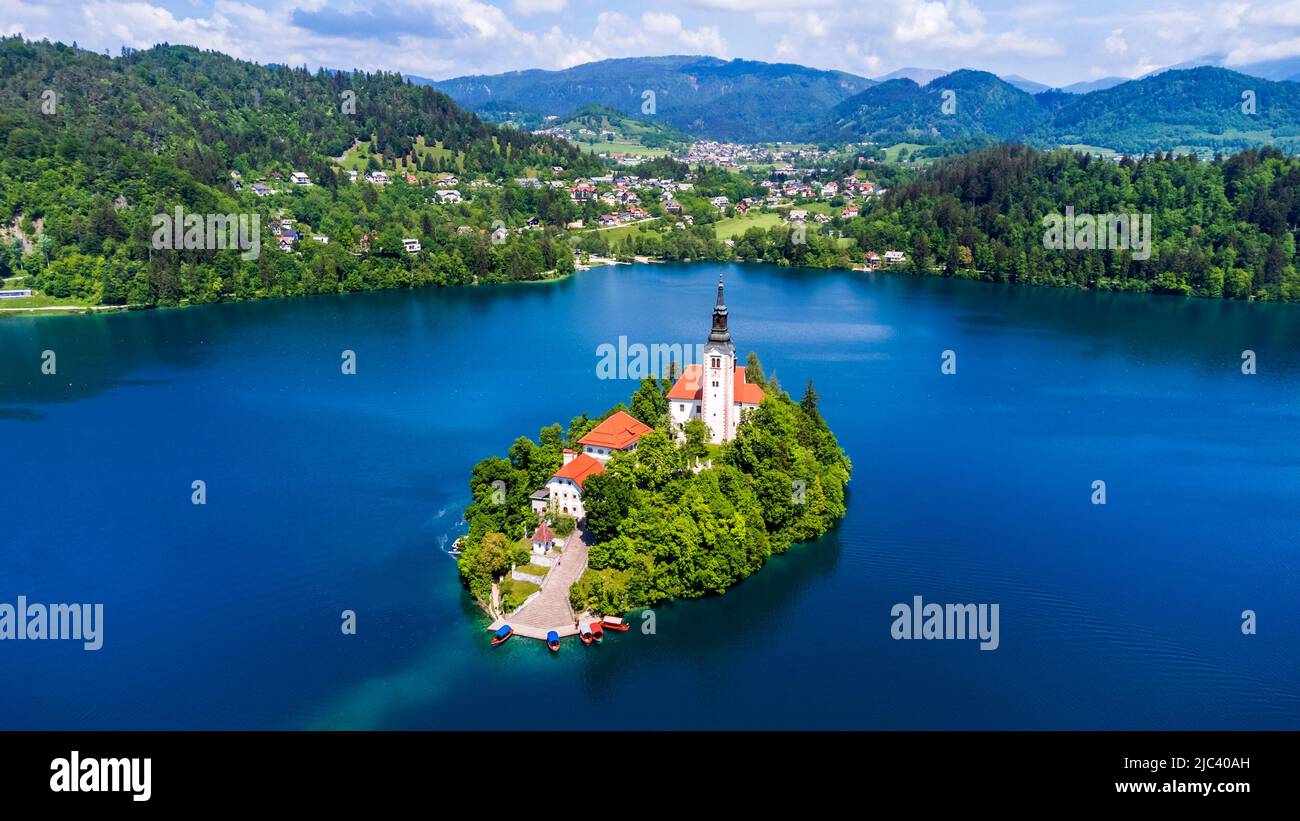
[4,0,1300,85]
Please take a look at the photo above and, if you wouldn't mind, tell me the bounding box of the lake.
[1,262,1297,729]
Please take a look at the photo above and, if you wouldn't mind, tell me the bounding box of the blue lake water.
[1,262,1298,729]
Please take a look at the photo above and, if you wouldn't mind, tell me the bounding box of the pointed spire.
[709,272,731,345]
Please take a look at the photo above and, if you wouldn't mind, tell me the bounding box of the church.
[531,274,764,524]
[668,275,765,444]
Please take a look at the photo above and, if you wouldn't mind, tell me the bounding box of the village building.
[531,452,605,520]
[577,411,651,463]
[667,276,765,444]
[529,522,556,555]
[529,412,653,522]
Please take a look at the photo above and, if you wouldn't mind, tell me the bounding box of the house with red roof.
[577,410,652,462]
[667,274,765,443]
[530,412,656,522]
[529,522,556,555]
[531,452,606,521]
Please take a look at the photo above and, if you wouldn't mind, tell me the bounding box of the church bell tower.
[700,274,735,444]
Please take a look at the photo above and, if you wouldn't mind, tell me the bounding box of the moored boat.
[601,615,630,631]
[590,621,604,644]
[579,624,593,645]
[547,630,560,652]
[491,624,513,646]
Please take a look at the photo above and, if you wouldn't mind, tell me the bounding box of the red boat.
[579,624,593,645]
[601,615,630,631]
[547,630,560,653]
[590,621,604,644]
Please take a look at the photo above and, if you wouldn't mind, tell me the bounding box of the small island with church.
[456,274,852,647]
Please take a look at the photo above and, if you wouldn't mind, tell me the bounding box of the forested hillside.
[427,55,875,142]
[0,37,602,307]
[855,145,1300,299]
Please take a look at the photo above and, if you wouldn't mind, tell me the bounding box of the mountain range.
[420,55,873,144]
[421,57,1300,153]
[823,66,1300,152]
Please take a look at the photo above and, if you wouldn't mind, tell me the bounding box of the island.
[456,274,852,642]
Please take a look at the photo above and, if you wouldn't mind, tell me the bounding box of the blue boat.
[546,630,560,652]
[491,624,513,646]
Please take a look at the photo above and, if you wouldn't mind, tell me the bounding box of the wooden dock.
[486,617,591,642]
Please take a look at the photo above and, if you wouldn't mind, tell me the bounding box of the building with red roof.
[532,452,605,521]
[667,274,765,443]
[577,410,653,462]
[530,522,556,554]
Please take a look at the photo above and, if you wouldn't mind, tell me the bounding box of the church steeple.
[708,274,731,344]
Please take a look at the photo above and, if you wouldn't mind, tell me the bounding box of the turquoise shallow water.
[1,262,1298,728]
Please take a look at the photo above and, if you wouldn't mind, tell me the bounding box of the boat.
[579,624,593,645]
[547,630,560,652]
[491,624,513,646]
[590,621,604,644]
[601,615,630,631]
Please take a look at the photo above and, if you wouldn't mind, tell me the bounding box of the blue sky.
[4,0,1300,85]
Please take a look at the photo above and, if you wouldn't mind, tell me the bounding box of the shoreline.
[8,254,1299,321]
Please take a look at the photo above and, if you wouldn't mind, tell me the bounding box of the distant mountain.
[1038,66,1300,152]
[820,70,1046,143]
[1001,74,1052,94]
[1060,76,1129,94]
[1146,53,1300,83]
[874,67,1050,93]
[819,65,1300,153]
[875,67,948,85]
[421,56,874,142]
[425,54,1300,154]
[548,104,693,150]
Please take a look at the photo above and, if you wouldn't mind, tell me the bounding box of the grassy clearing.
[882,142,926,163]
[500,578,540,612]
[581,219,663,244]
[0,292,93,309]
[714,211,783,239]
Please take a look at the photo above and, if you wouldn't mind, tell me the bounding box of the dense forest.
[593,144,1300,301]
[456,359,851,614]
[0,37,603,306]
[864,144,1300,299]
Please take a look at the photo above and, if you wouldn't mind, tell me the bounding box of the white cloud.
[511,0,567,14]
[1104,28,1127,54]
[592,11,727,58]
[6,0,1300,90]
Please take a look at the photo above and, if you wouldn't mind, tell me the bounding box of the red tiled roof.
[667,364,765,405]
[552,453,605,490]
[531,523,555,543]
[578,411,652,450]
[734,367,765,404]
[667,364,704,400]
